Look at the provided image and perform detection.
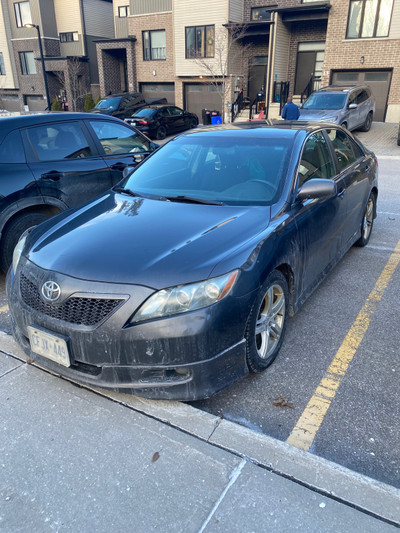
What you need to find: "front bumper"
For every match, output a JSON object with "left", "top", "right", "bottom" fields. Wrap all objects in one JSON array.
[{"left": 7, "top": 259, "right": 253, "bottom": 400}]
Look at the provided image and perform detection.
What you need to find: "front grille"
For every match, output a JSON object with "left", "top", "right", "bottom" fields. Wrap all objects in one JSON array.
[{"left": 20, "top": 273, "right": 123, "bottom": 326}]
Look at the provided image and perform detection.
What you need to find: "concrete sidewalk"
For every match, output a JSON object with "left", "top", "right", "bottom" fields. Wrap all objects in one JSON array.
[{"left": 0, "top": 333, "right": 399, "bottom": 532}]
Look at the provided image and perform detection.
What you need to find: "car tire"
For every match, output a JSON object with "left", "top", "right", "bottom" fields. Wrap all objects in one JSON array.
[
  {"left": 355, "top": 192, "right": 375, "bottom": 247},
  {"left": 360, "top": 112, "right": 373, "bottom": 132},
  {"left": 156, "top": 126, "right": 167, "bottom": 140},
  {"left": 245, "top": 270, "right": 289, "bottom": 373},
  {"left": 0, "top": 212, "right": 49, "bottom": 272},
  {"left": 189, "top": 118, "right": 198, "bottom": 130}
]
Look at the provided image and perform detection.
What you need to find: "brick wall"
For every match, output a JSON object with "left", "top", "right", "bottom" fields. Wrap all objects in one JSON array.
[
  {"left": 129, "top": 13, "right": 174, "bottom": 84},
  {"left": 323, "top": 0, "right": 400, "bottom": 120},
  {"left": 96, "top": 39, "right": 137, "bottom": 97}
]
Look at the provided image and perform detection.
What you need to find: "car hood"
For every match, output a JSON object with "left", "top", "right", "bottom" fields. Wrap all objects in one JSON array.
[
  {"left": 299, "top": 109, "right": 341, "bottom": 122},
  {"left": 26, "top": 193, "right": 271, "bottom": 288}
]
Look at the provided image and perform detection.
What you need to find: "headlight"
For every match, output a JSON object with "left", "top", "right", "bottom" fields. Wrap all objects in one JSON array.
[
  {"left": 131, "top": 270, "right": 239, "bottom": 323},
  {"left": 12, "top": 233, "right": 28, "bottom": 272}
]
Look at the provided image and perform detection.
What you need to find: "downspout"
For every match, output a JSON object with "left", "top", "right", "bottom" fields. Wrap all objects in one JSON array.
[
  {"left": 79, "top": 0, "right": 88, "bottom": 57},
  {"left": 265, "top": 12, "right": 275, "bottom": 120}
]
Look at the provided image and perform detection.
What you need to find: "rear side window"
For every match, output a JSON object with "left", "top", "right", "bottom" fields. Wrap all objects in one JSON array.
[
  {"left": 26, "top": 122, "right": 93, "bottom": 161},
  {"left": 0, "top": 129, "right": 26, "bottom": 163},
  {"left": 89, "top": 120, "right": 151, "bottom": 154},
  {"left": 327, "top": 129, "right": 357, "bottom": 171},
  {"left": 357, "top": 90, "right": 369, "bottom": 104}
]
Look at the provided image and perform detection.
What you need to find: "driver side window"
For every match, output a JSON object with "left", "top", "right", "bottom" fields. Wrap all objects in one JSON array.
[
  {"left": 298, "top": 131, "right": 335, "bottom": 188},
  {"left": 89, "top": 120, "right": 151, "bottom": 155}
]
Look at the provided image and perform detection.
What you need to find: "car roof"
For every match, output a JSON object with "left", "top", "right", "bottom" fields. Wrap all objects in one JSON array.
[
  {"left": 316, "top": 85, "right": 370, "bottom": 93},
  {"left": 100, "top": 92, "right": 140, "bottom": 99},
  {"left": 0, "top": 112, "right": 128, "bottom": 142},
  {"left": 177, "top": 120, "right": 340, "bottom": 140}
]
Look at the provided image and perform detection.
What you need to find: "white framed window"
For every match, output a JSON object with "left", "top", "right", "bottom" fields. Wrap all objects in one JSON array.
[
  {"left": 19, "top": 51, "right": 36, "bottom": 74},
  {"left": 118, "top": 5, "right": 130, "bottom": 18},
  {"left": 143, "top": 30, "right": 166, "bottom": 61},
  {"left": 14, "top": 1, "right": 32, "bottom": 28},
  {"left": 60, "top": 32, "right": 79, "bottom": 43},
  {"left": 347, "top": 0, "right": 393, "bottom": 38}
]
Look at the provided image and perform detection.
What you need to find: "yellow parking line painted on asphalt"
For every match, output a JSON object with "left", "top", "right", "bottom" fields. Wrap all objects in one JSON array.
[
  {"left": 287, "top": 239, "right": 400, "bottom": 451},
  {"left": 0, "top": 304, "right": 8, "bottom": 313}
]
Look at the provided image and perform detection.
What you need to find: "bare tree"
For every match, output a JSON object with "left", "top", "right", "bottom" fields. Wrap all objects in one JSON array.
[
  {"left": 54, "top": 57, "right": 89, "bottom": 112},
  {"left": 193, "top": 24, "right": 254, "bottom": 122}
]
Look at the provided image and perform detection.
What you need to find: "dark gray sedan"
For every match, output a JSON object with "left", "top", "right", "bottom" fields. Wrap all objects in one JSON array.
[{"left": 7, "top": 122, "right": 378, "bottom": 400}]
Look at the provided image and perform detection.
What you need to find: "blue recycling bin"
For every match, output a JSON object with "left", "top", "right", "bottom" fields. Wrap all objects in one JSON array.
[{"left": 211, "top": 116, "right": 222, "bottom": 125}]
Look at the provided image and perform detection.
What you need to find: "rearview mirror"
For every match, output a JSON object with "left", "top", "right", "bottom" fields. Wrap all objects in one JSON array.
[{"left": 297, "top": 179, "right": 336, "bottom": 201}]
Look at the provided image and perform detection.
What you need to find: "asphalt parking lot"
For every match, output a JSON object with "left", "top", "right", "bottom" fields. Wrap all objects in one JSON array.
[{"left": 0, "top": 122, "right": 399, "bottom": 493}]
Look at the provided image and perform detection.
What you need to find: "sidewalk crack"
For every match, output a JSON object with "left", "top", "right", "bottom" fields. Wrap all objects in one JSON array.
[{"left": 197, "top": 458, "right": 247, "bottom": 533}]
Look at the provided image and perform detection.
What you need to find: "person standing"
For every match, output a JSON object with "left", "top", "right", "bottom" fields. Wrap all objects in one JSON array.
[{"left": 281, "top": 97, "right": 300, "bottom": 120}]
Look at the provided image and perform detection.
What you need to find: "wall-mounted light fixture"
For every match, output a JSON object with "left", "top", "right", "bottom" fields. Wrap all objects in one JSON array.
[
  {"left": 152, "top": 70, "right": 156, "bottom": 76},
  {"left": 360, "top": 56, "right": 365, "bottom": 64}
]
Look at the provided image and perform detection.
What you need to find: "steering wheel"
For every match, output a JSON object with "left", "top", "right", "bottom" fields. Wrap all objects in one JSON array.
[{"left": 247, "top": 179, "right": 278, "bottom": 193}]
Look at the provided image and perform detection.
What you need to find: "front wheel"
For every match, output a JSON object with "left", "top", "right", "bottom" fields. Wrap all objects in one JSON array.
[
  {"left": 188, "top": 118, "right": 198, "bottom": 130},
  {"left": 0, "top": 212, "right": 49, "bottom": 272},
  {"left": 245, "top": 271, "right": 289, "bottom": 372},
  {"left": 355, "top": 192, "right": 375, "bottom": 247}
]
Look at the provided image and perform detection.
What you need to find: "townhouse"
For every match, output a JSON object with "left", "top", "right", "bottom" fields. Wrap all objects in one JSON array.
[{"left": 0, "top": 0, "right": 114, "bottom": 112}]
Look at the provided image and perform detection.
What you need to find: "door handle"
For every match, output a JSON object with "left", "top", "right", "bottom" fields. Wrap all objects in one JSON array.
[
  {"left": 41, "top": 171, "right": 64, "bottom": 181},
  {"left": 111, "top": 162, "right": 127, "bottom": 171}
]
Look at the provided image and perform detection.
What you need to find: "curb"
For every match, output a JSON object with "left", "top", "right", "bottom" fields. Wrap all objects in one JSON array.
[{"left": 1, "top": 331, "right": 399, "bottom": 526}]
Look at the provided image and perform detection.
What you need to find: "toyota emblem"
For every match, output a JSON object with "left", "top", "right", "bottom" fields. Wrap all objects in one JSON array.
[{"left": 41, "top": 281, "right": 61, "bottom": 302}]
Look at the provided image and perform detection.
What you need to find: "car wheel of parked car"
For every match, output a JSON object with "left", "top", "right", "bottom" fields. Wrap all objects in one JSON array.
[
  {"left": 156, "top": 126, "right": 167, "bottom": 140},
  {"left": 355, "top": 192, "right": 375, "bottom": 247},
  {"left": 189, "top": 118, "right": 198, "bottom": 130},
  {"left": 245, "top": 270, "right": 289, "bottom": 372},
  {"left": 0, "top": 212, "right": 49, "bottom": 272},
  {"left": 360, "top": 112, "right": 373, "bottom": 132}
]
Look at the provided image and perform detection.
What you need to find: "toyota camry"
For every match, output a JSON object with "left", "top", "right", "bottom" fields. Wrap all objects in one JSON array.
[{"left": 7, "top": 122, "right": 378, "bottom": 400}]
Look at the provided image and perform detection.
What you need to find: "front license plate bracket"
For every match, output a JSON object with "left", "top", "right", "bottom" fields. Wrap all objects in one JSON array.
[{"left": 27, "top": 325, "right": 71, "bottom": 367}]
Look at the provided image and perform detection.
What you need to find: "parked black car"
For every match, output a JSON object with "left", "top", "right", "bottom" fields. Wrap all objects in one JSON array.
[
  {"left": 7, "top": 122, "right": 378, "bottom": 400},
  {"left": 0, "top": 112, "right": 158, "bottom": 272},
  {"left": 124, "top": 105, "right": 199, "bottom": 140}
]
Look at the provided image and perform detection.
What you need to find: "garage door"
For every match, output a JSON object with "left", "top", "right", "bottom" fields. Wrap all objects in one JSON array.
[
  {"left": 184, "top": 83, "right": 222, "bottom": 124},
  {"left": 139, "top": 83, "right": 175, "bottom": 104},
  {"left": 331, "top": 70, "right": 392, "bottom": 122},
  {"left": 1, "top": 94, "right": 20, "bottom": 112},
  {"left": 25, "top": 95, "right": 46, "bottom": 112}
]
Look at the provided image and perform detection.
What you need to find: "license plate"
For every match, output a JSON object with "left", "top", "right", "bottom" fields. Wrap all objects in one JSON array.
[{"left": 27, "top": 326, "right": 70, "bottom": 367}]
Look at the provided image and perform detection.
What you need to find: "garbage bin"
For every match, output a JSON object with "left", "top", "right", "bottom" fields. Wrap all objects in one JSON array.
[
  {"left": 202, "top": 109, "right": 211, "bottom": 125},
  {"left": 211, "top": 116, "right": 222, "bottom": 125}
]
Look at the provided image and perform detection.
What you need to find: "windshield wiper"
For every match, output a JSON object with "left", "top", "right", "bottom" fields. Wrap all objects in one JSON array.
[
  {"left": 113, "top": 186, "right": 144, "bottom": 198},
  {"left": 164, "top": 195, "right": 225, "bottom": 206}
]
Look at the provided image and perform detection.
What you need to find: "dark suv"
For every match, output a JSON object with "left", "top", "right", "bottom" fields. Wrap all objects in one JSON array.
[
  {"left": 0, "top": 112, "right": 157, "bottom": 272},
  {"left": 299, "top": 85, "right": 375, "bottom": 132}
]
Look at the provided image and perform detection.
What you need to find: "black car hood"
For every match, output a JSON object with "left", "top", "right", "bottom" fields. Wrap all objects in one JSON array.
[{"left": 26, "top": 193, "right": 271, "bottom": 288}]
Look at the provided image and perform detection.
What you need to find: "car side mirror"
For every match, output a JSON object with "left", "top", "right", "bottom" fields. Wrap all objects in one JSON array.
[
  {"left": 297, "top": 179, "right": 337, "bottom": 201},
  {"left": 122, "top": 166, "right": 135, "bottom": 179},
  {"left": 348, "top": 103, "right": 357, "bottom": 109}
]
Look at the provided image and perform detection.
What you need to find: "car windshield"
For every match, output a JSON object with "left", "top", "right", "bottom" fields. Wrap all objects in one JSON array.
[
  {"left": 133, "top": 108, "right": 156, "bottom": 118},
  {"left": 303, "top": 93, "right": 347, "bottom": 110},
  {"left": 122, "top": 133, "right": 294, "bottom": 206},
  {"left": 95, "top": 97, "right": 121, "bottom": 111}
]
